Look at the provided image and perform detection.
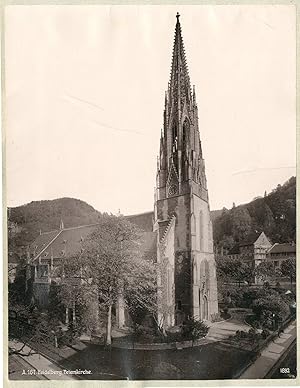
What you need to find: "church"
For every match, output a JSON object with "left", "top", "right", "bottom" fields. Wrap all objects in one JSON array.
[{"left": 29, "top": 14, "right": 219, "bottom": 328}]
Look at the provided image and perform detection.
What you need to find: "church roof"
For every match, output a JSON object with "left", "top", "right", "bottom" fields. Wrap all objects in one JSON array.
[
  {"left": 31, "top": 211, "right": 156, "bottom": 263},
  {"left": 139, "top": 231, "right": 157, "bottom": 261},
  {"left": 125, "top": 211, "right": 154, "bottom": 232},
  {"left": 30, "top": 224, "right": 100, "bottom": 260}
]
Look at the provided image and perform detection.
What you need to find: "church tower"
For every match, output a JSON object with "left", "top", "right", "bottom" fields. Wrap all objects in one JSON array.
[{"left": 154, "top": 13, "right": 218, "bottom": 324}]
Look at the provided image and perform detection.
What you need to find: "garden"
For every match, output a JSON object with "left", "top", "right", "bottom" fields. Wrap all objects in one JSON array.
[
  {"left": 114, "top": 317, "right": 209, "bottom": 347},
  {"left": 218, "top": 282, "right": 296, "bottom": 351}
]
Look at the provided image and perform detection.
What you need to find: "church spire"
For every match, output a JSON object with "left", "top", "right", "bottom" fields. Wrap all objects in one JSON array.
[
  {"left": 156, "top": 13, "right": 208, "bottom": 201},
  {"left": 168, "top": 12, "right": 192, "bottom": 116}
]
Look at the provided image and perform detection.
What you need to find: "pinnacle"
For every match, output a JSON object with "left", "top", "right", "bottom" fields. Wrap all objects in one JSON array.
[{"left": 168, "top": 14, "right": 191, "bottom": 97}]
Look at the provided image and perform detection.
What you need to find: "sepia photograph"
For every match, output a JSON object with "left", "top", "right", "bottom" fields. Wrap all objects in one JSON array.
[{"left": 4, "top": 4, "right": 297, "bottom": 383}]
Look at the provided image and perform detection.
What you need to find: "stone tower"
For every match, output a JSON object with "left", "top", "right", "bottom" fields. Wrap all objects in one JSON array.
[{"left": 154, "top": 13, "right": 218, "bottom": 324}]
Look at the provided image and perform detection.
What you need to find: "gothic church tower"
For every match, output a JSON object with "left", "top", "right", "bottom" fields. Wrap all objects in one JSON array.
[{"left": 154, "top": 14, "right": 218, "bottom": 324}]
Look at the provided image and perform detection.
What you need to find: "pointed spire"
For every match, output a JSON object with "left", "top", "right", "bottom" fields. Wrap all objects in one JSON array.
[
  {"left": 59, "top": 218, "right": 64, "bottom": 230},
  {"left": 168, "top": 13, "right": 192, "bottom": 113}
]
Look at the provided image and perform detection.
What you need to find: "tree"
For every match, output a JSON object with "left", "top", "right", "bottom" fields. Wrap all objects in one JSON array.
[
  {"left": 254, "top": 261, "right": 280, "bottom": 284},
  {"left": 252, "top": 294, "right": 290, "bottom": 328},
  {"left": 213, "top": 176, "right": 296, "bottom": 247},
  {"left": 231, "top": 207, "right": 252, "bottom": 242},
  {"left": 281, "top": 257, "right": 296, "bottom": 286},
  {"left": 216, "top": 255, "right": 253, "bottom": 287},
  {"left": 9, "top": 306, "right": 60, "bottom": 356},
  {"left": 62, "top": 215, "right": 156, "bottom": 346}
]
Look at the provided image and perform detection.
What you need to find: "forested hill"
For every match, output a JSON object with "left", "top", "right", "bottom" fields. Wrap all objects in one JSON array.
[
  {"left": 8, "top": 198, "right": 103, "bottom": 250},
  {"left": 8, "top": 176, "right": 296, "bottom": 255},
  {"left": 213, "top": 176, "right": 296, "bottom": 251}
]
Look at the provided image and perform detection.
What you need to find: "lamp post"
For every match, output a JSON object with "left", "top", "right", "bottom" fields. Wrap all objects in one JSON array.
[{"left": 272, "top": 313, "right": 276, "bottom": 331}]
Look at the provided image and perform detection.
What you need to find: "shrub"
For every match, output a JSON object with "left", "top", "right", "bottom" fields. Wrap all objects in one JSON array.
[
  {"left": 228, "top": 288, "right": 245, "bottom": 307},
  {"left": 132, "top": 324, "right": 156, "bottom": 342},
  {"left": 211, "top": 312, "right": 222, "bottom": 322},
  {"left": 275, "top": 282, "right": 281, "bottom": 290},
  {"left": 182, "top": 318, "right": 209, "bottom": 340},
  {"left": 247, "top": 327, "right": 258, "bottom": 341},
  {"left": 261, "top": 329, "right": 270, "bottom": 339},
  {"left": 252, "top": 294, "right": 290, "bottom": 324}
]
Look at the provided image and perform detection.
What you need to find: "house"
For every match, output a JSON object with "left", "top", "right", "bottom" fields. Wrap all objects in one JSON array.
[
  {"left": 227, "top": 232, "right": 272, "bottom": 267},
  {"left": 267, "top": 242, "right": 296, "bottom": 268}
]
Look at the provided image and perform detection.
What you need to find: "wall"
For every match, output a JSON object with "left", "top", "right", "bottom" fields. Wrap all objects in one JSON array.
[
  {"left": 157, "top": 217, "right": 175, "bottom": 328},
  {"left": 191, "top": 193, "right": 218, "bottom": 321}
]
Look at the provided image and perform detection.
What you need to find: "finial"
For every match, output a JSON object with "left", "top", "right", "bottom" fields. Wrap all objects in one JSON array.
[{"left": 176, "top": 12, "right": 180, "bottom": 22}]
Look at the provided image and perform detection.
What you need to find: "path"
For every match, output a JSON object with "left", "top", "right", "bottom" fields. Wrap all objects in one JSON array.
[
  {"left": 239, "top": 320, "right": 296, "bottom": 379},
  {"left": 9, "top": 340, "right": 76, "bottom": 380},
  {"left": 206, "top": 309, "right": 251, "bottom": 342}
]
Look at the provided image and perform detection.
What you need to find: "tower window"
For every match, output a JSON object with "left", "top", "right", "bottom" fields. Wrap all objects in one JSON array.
[
  {"left": 172, "top": 123, "right": 178, "bottom": 153},
  {"left": 176, "top": 300, "right": 182, "bottom": 310},
  {"left": 183, "top": 119, "right": 189, "bottom": 149}
]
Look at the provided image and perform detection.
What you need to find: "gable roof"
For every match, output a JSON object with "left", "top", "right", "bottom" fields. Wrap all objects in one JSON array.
[
  {"left": 254, "top": 232, "right": 272, "bottom": 248},
  {"left": 31, "top": 211, "right": 157, "bottom": 263},
  {"left": 31, "top": 224, "right": 100, "bottom": 261},
  {"left": 269, "top": 243, "right": 296, "bottom": 254}
]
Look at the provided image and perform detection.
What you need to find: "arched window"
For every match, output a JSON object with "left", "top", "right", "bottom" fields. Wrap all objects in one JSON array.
[
  {"left": 199, "top": 210, "right": 204, "bottom": 251},
  {"left": 183, "top": 119, "right": 189, "bottom": 151},
  {"left": 193, "top": 259, "right": 198, "bottom": 285},
  {"left": 172, "top": 123, "right": 178, "bottom": 153},
  {"left": 199, "top": 259, "right": 210, "bottom": 294},
  {"left": 177, "top": 300, "right": 182, "bottom": 310},
  {"left": 182, "top": 119, "right": 189, "bottom": 181}
]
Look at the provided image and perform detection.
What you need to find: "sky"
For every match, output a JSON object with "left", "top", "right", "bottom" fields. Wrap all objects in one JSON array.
[{"left": 5, "top": 5, "right": 296, "bottom": 215}]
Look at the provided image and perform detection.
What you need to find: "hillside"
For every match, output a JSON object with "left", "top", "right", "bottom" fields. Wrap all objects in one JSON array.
[
  {"left": 213, "top": 176, "right": 296, "bottom": 250},
  {"left": 8, "top": 198, "right": 104, "bottom": 253},
  {"left": 8, "top": 176, "right": 296, "bottom": 258}
]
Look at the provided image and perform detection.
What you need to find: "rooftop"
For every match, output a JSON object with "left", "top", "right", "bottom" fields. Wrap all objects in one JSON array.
[
  {"left": 31, "top": 212, "right": 156, "bottom": 263},
  {"left": 269, "top": 243, "right": 296, "bottom": 254}
]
